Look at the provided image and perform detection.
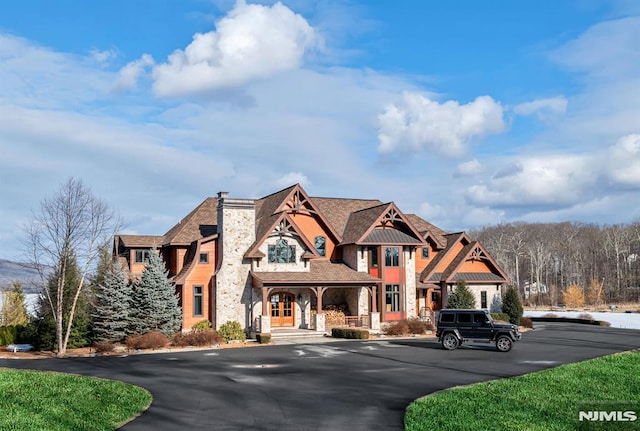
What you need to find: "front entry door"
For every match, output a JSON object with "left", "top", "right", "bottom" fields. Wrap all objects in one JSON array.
[{"left": 269, "top": 292, "right": 295, "bottom": 327}]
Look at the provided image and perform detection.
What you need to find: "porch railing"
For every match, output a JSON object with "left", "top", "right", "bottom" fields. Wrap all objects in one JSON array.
[{"left": 310, "top": 311, "right": 370, "bottom": 330}]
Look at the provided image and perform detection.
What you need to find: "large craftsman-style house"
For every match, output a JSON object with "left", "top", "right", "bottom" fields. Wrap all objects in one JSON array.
[{"left": 114, "top": 184, "right": 508, "bottom": 334}]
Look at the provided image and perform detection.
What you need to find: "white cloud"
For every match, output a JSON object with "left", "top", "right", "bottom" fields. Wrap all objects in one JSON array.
[
  {"left": 377, "top": 92, "right": 506, "bottom": 157},
  {"left": 551, "top": 17, "right": 640, "bottom": 80},
  {"left": 606, "top": 133, "right": 640, "bottom": 187},
  {"left": 418, "top": 202, "right": 446, "bottom": 220},
  {"left": 150, "top": 0, "right": 318, "bottom": 97},
  {"left": 0, "top": 34, "right": 112, "bottom": 107},
  {"left": 466, "top": 154, "right": 595, "bottom": 208},
  {"left": 114, "top": 54, "right": 154, "bottom": 91},
  {"left": 513, "top": 96, "right": 567, "bottom": 116},
  {"left": 461, "top": 207, "right": 505, "bottom": 228},
  {"left": 89, "top": 48, "right": 118, "bottom": 64},
  {"left": 274, "top": 172, "right": 310, "bottom": 189},
  {"left": 454, "top": 159, "right": 483, "bottom": 177}
]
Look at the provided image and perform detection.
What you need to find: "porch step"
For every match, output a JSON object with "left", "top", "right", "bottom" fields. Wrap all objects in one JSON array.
[
  {"left": 269, "top": 329, "right": 341, "bottom": 345},
  {"left": 270, "top": 329, "right": 328, "bottom": 339}
]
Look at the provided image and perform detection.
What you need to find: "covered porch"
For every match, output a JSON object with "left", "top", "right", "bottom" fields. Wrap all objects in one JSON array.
[{"left": 250, "top": 261, "right": 382, "bottom": 334}]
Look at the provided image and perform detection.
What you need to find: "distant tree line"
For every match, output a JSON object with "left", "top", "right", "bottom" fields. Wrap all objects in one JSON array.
[{"left": 469, "top": 221, "right": 640, "bottom": 305}]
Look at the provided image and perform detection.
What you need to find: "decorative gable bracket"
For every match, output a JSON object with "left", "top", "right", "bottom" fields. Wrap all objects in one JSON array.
[
  {"left": 271, "top": 218, "right": 299, "bottom": 238},
  {"left": 468, "top": 245, "right": 487, "bottom": 262}
]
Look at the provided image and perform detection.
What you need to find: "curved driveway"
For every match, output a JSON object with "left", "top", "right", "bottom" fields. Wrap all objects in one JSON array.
[{"left": 2, "top": 323, "right": 639, "bottom": 431}]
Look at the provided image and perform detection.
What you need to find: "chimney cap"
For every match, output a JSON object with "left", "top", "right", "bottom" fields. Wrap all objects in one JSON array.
[{"left": 217, "top": 191, "right": 229, "bottom": 198}]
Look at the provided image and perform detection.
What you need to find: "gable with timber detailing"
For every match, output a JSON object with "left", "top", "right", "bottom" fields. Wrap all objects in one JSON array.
[
  {"left": 274, "top": 185, "right": 342, "bottom": 258},
  {"left": 280, "top": 188, "right": 317, "bottom": 214},
  {"left": 253, "top": 214, "right": 318, "bottom": 272},
  {"left": 371, "top": 204, "right": 424, "bottom": 242},
  {"left": 468, "top": 245, "right": 489, "bottom": 261},
  {"left": 246, "top": 211, "right": 320, "bottom": 262}
]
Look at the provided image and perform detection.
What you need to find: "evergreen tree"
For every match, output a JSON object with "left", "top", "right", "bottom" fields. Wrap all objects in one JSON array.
[
  {"left": 446, "top": 281, "right": 476, "bottom": 309},
  {"left": 502, "top": 285, "right": 524, "bottom": 325},
  {"left": 92, "top": 261, "right": 132, "bottom": 342},
  {"left": 130, "top": 250, "right": 182, "bottom": 336},
  {"left": 0, "top": 282, "right": 29, "bottom": 326},
  {"left": 33, "top": 254, "right": 92, "bottom": 350}
]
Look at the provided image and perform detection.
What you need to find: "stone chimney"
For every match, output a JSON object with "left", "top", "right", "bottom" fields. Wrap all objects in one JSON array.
[{"left": 214, "top": 191, "right": 256, "bottom": 330}]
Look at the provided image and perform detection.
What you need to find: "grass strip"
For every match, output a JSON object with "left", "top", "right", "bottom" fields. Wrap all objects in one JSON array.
[
  {"left": 0, "top": 368, "right": 152, "bottom": 431},
  {"left": 405, "top": 351, "right": 640, "bottom": 431}
]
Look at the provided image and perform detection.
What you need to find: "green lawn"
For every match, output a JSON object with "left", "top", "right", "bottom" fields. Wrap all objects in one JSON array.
[
  {"left": 0, "top": 368, "right": 152, "bottom": 431},
  {"left": 405, "top": 351, "right": 640, "bottom": 431}
]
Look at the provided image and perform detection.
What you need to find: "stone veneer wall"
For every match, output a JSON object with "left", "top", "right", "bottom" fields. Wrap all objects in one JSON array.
[
  {"left": 342, "top": 244, "right": 367, "bottom": 272},
  {"left": 469, "top": 284, "right": 503, "bottom": 312},
  {"left": 404, "top": 246, "right": 416, "bottom": 317},
  {"left": 215, "top": 194, "right": 256, "bottom": 331}
]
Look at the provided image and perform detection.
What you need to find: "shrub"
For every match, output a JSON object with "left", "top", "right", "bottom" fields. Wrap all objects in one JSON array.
[
  {"left": 256, "top": 333, "right": 271, "bottom": 344},
  {"left": 502, "top": 285, "right": 523, "bottom": 325},
  {"left": 218, "top": 321, "right": 246, "bottom": 343},
  {"left": 191, "top": 320, "right": 213, "bottom": 332},
  {"left": 126, "top": 331, "right": 169, "bottom": 350},
  {"left": 382, "top": 320, "right": 409, "bottom": 336},
  {"left": 520, "top": 317, "right": 533, "bottom": 328},
  {"left": 491, "top": 313, "right": 510, "bottom": 322},
  {"left": 577, "top": 313, "right": 594, "bottom": 321},
  {"left": 172, "top": 331, "right": 222, "bottom": 347},
  {"left": 407, "top": 317, "right": 434, "bottom": 334},
  {"left": 446, "top": 281, "right": 476, "bottom": 309},
  {"left": 598, "top": 320, "right": 611, "bottom": 327},
  {"left": 383, "top": 318, "right": 433, "bottom": 336},
  {"left": 0, "top": 325, "right": 20, "bottom": 346},
  {"left": 331, "top": 328, "right": 370, "bottom": 339},
  {"left": 543, "top": 313, "right": 558, "bottom": 318},
  {"left": 94, "top": 341, "right": 114, "bottom": 353}
]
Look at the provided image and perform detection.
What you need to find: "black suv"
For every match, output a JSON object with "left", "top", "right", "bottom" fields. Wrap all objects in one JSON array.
[{"left": 436, "top": 309, "right": 521, "bottom": 352}]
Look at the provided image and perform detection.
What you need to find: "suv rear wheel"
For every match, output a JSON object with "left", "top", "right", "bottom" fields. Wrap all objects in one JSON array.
[
  {"left": 496, "top": 335, "right": 513, "bottom": 352},
  {"left": 442, "top": 333, "right": 459, "bottom": 350}
]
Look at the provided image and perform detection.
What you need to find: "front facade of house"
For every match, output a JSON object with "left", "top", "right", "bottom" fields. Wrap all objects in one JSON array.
[{"left": 114, "top": 184, "right": 508, "bottom": 333}]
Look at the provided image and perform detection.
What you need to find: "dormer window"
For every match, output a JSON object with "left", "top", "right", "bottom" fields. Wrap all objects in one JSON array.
[
  {"left": 199, "top": 252, "right": 209, "bottom": 264},
  {"left": 314, "top": 236, "right": 326, "bottom": 257},
  {"left": 268, "top": 238, "right": 296, "bottom": 263},
  {"left": 134, "top": 250, "right": 150, "bottom": 263},
  {"left": 422, "top": 247, "right": 429, "bottom": 259}
]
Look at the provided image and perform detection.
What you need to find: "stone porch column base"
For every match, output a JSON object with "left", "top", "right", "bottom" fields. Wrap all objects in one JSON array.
[
  {"left": 259, "top": 315, "right": 271, "bottom": 334},
  {"left": 369, "top": 312, "right": 381, "bottom": 331},
  {"left": 314, "top": 313, "right": 326, "bottom": 333}
]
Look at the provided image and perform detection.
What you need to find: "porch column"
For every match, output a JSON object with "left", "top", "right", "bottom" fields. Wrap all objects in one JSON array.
[
  {"left": 369, "top": 283, "right": 380, "bottom": 331},
  {"left": 371, "top": 284, "right": 377, "bottom": 313},
  {"left": 258, "top": 286, "right": 270, "bottom": 333},
  {"left": 312, "top": 286, "right": 327, "bottom": 333},
  {"left": 261, "top": 286, "right": 269, "bottom": 316},
  {"left": 315, "top": 286, "right": 326, "bottom": 313}
]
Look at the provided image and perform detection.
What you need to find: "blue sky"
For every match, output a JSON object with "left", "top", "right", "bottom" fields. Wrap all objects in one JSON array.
[{"left": 1, "top": 0, "right": 639, "bottom": 260}]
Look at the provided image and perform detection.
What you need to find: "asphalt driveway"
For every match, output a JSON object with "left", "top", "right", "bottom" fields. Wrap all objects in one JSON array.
[{"left": 1, "top": 322, "right": 639, "bottom": 431}]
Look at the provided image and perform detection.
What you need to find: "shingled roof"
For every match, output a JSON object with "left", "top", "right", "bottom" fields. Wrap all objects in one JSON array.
[
  {"left": 405, "top": 214, "right": 447, "bottom": 248},
  {"left": 251, "top": 260, "right": 381, "bottom": 286},
  {"left": 312, "top": 197, "right": 383, "bottom": 237},
  {"left": 163, "top": 197, "right": 219, "bottom": 245},
  {"left": 419, "top": 232, "right": 468, "bottom": 283},
  {"left": 341, "top": 204, "right": 389, "bottom": 244},
  {"left": 116, "top": 235, "right": 164, "bottom": 248}
]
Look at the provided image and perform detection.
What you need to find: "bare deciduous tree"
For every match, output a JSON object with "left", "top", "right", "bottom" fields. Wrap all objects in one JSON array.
[{"left": 24, "top": 178, "right": 119, "bottom": 357}]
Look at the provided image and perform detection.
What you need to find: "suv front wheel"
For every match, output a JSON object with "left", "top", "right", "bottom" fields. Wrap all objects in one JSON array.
[
  {"left": 496, "top": 335, "right": 513, "bottom": 352},
  {"left": 442, "top": 333, "right": 460, "bottom": 351}
]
